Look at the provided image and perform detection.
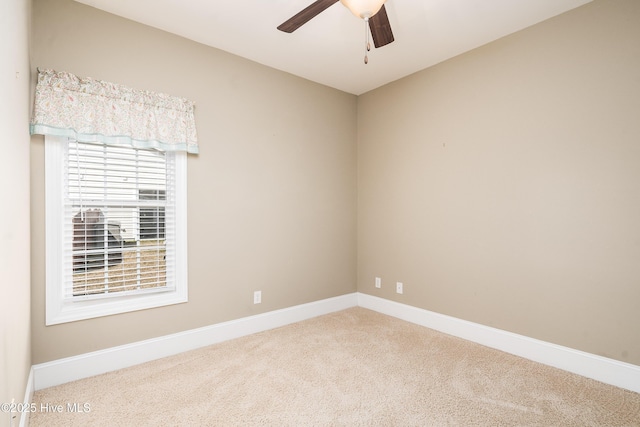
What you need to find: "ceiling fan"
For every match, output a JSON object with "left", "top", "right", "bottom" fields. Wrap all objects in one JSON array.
[{"left": 277, "top": 0, "right": 394, "bottom": 63}]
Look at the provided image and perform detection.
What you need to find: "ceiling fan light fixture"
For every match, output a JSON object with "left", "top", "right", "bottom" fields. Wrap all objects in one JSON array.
[{"left": 340, "top": 0, "right": 386, "bottom": 19}]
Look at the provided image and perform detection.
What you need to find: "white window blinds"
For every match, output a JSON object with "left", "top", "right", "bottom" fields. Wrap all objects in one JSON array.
[{"left": 64, "top": 140, "right": 176, "bottom": 300}]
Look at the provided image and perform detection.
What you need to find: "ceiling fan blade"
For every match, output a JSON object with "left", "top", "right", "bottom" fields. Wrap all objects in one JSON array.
[
  {"left": 277, "top": 0, "right": 339, "bottom": 33},
  {"left": 369, "top": 4, "right": 394, "bottom": 48}
]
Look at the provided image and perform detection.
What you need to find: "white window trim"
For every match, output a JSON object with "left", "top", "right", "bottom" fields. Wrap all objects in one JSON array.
[{"left": 45, "top": 135, "right": 188, "bottom": 325}]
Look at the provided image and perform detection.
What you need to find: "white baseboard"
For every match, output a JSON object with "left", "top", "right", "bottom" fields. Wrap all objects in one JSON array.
[
  {"left": 357, "top": 293, "right": 640, "bottom": 394},
  {"left": 32, "top": 293, "right": 358, "bottom": 390},
  {"left": 31, "top": 292, "right": 640, "bottom": 395},
  {"left": 17, "top": 367, "right": 34, "bottom": 427}
]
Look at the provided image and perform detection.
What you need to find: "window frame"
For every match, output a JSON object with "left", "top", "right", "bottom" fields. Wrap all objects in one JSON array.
[{"left": 45, "top": 135, "right": 188, "bottom": 325}]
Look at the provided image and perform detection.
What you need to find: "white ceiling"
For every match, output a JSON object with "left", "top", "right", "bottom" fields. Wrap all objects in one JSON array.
[{"left": 74, "top": 0, "right": 592, "bottom": 95}]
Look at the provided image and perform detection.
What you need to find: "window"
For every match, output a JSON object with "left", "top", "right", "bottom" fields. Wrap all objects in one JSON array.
[{"left": 45, "top": 135, "right": 188, "bottom": 325}]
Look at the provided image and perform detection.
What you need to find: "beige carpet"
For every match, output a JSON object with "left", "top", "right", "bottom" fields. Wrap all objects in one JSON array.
[{"left": 31, "top": 308, "right": 640, "bottom": 426}]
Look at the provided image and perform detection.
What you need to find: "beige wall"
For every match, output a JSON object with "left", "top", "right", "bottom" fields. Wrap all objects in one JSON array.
[
  {"left": 29, "top": 0, "right": 640, "bottom": 370},
  {"left": 1, "top": 0, "right": 32, "bottom": 423},
  {"left": 358, "top": 0, "right": 640, "bottom": 365},
  {"left": 30, "top": 0, "right": 357, "bottom": 363}
]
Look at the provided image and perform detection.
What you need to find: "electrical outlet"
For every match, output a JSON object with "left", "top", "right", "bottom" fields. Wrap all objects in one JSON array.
[
  {"left": 253, "top": 291, "right": 262, "bottom": 304},
  {"left": 396, "top": 282, "right": 403, "bottom": 294},
  {"left": 375, "top": 277, "right": 381, "bottom": 288}
]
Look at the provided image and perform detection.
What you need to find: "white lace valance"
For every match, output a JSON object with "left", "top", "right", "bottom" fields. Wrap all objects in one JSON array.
[{"left": 30, "top": 69, "right": 198, "bottom": 154}]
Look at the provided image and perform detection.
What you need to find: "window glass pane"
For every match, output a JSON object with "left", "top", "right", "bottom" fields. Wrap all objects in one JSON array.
[{"left": 67, "top": 141, "right": 169, "bottom": 298}]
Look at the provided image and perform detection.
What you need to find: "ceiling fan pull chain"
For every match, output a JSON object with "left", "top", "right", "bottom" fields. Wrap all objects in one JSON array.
[{"left": 364, "top": 18, "right": 371, "bottom": 64}]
